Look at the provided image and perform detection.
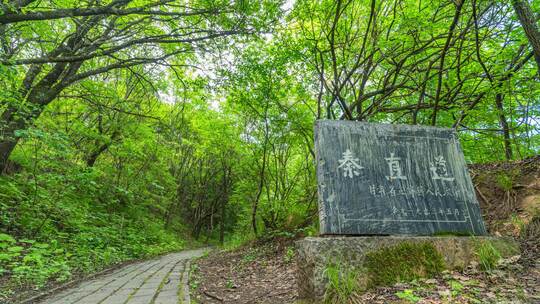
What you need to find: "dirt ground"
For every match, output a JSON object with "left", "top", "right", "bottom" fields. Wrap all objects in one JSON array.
[
  {"left": 190, "top": 238, "right": 298, "bottom": 304},
  {"left": 191, "top": 157, "right": 540, "bottom": 304},
  {"left": 469, "top": 156, "right": 540, "bottom": 237}
]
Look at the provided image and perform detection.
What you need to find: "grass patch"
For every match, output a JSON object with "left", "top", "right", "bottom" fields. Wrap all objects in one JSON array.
[
  {"left": 495, "top": 170, "right": 519, "bottom": 191},
  {"left": 324, "top": 262, "right": 361, "bottom": 304},
  {"left": 364, "top": 242, "right": 445, "bottom": 287},
  {"left": 474, "top": 240, "right": 501, "bottom": 272}
]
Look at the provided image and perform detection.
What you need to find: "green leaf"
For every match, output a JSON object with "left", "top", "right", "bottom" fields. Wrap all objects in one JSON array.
[
  {"left": 0, "top": 253, "right": 13, "bottom": 261},
  {"left": 33, "top": 243, "right": 50, "bottom": 249},
  {"left": 7, "top": 246, "right": 24, "bottom": 253},
  {"left": 0, "top": 233, "right": 16, "bottom": 243}
]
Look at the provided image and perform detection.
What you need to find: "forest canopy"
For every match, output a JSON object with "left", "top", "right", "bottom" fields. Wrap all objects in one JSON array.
[{"left": 0, "top": 0, "right": 539, "bottom": 296}]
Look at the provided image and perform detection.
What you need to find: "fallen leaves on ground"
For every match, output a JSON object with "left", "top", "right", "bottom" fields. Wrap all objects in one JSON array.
[
  {"left": 191, "top": 238, "right": 298, "bottom": 304},
  {"left": 356, "top": 256, "right": 539, "bottom": 304},
  {"left": 192, "top": 243, "right": 539, "bottom": 304}
]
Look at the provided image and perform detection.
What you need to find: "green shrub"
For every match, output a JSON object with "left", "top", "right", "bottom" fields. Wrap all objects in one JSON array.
[{"left": 364, "top": 242, "right": 445, "bottom": 287}]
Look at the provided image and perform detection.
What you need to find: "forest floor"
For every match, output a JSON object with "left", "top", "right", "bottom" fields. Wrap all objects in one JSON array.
[
  {"left": 191, "top": 157, "right": 540, "bottom": 304},
  {"left": 191, "top": 238, "right": 298, "bottom": 304}
]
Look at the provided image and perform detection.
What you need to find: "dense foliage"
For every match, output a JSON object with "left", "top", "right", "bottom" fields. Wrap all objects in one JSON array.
[{"left": 0, "top": 0, "right": 539, "bottom": 298}]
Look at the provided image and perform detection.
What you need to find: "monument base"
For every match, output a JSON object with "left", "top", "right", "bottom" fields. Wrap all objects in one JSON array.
[{"left": 296, "top": 236, "right": 519, "bottom": 302}]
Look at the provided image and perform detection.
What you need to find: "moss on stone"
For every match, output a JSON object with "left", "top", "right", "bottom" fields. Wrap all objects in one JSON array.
[
  {"left": 364, "top": 242, "right": 445, "bottom": 287},
  {"left": 432, "top": 231, "right": 473, "bottom": 236}
]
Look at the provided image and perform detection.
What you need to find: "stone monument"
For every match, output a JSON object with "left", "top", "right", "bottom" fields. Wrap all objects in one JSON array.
[
  {"left": 315, "top": 120, "right": 486, "bottom": 235},
  {"left": 295, "top": 120, "right": 518, "bottom": 302}
]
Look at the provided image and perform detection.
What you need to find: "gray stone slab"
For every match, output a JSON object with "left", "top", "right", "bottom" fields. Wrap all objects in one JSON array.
[
  {"left": 314, "top": 120, "right": 487, "bottom": 235},
  {"left": 147, "top": 277, "right": 166, "bottom": 285},
  {"left": 45, "top": 290, "right": 76, "bottom": 303},
  {"left": 74, "top": 293, "right": 111, "bottom": 304},
  {"left": 48, "top": 291, "right": 90, "bottom": 304},
  {"left": 131, "top": 289, "right": 157, "bottom": 297},
  {"left": 107, "top": 280, "right": 130, "bottom": 287},
  {"left": 154, "top": 291, "right": 178, "bottom": 304},
  {"left": 92, "top": 286, "right": 117, "bottom": 293},
  {"left": 112, "top": 288, "right": 136, "bottom": 295},
  {"left": 76, "top": 298, "right": 111, "bottom": 304},
  {"left": 123, "top": 280, "right": 148, "bottom": 289},
  {"left": 99, "top": 293, "right": 132, "bottom": 304},
  {"left": 128, "top": 294, "right": 154, "bottom": 304},
  {"left": 159, "top": 280, "right": 178, "bottom": 292},
  {"left": 78, "top": 283, "right": 104, "bottom": 292}
]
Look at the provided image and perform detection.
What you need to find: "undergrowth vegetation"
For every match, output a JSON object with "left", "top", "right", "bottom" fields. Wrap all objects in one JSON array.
[{"left": 0, "top": 167, "right": 185, "bottom": 298}]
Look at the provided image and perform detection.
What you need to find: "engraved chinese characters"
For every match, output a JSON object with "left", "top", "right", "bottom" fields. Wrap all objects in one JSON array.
[
  {"left": 315, "top": 120, "right": 487, "bottom": 235},
  {"left": 338, "top": 149, "right": 364, "bottom": 178},
  {"left": 384, "top": 153, "right": 407, "bottom": 181}
]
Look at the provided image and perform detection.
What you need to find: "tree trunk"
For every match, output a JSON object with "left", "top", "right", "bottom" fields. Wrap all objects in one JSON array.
[
  {"left": 219, "top": 199, "right": 225, "bottom": 245},
  {"left": 86, "top": 131, "right": 120, "bottom": 167},
  {"left": 0, "top": 55, "right": 79, "bottom": 174},
  {"left": 86, "top": 144, "right": 109, "bottom": 167},
  {"left": 431, "top": 0, "right": 464, "bottom": 126},
  {"left": 0, "top": 101, "right": 43, "bottom": 173},
  {"left": 494, "top": 91, "right": 513, "bottom": 160},
  {"left": 512, "top": 0, "right": 540, "bottom": 75},
  {"left": 219, "top": 166, "right": 230, "bottom": 245},
  {"left": 251, "top": 106, "right": 270, "bottom": 236}
]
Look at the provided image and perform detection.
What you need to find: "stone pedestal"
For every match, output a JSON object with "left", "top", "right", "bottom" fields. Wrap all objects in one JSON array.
[{"left": 296, "top": 236, "right": 519, "bottom": 302}]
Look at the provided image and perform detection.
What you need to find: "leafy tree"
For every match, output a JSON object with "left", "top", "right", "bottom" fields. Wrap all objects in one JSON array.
[{"left": 0, "top": 0, "right": 280, "bottom": 173}]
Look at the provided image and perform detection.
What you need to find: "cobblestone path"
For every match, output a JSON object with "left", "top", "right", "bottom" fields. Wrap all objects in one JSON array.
[{"left": 39, "top": 249, "right": 207, "bottom": 304}]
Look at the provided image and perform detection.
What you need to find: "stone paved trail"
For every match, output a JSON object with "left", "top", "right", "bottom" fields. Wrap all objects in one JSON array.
[{"left": 38, "top": 249, "right": 207, "bottom": 304}]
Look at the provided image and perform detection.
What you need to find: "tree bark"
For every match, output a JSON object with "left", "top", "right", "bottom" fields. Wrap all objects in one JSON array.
[
  {"left": 0, "top": 83, "right": 69, "bottom": 173},
  {"left": 0, "top": 97, "right": 46, "bottom": 173},
  {"left": 512, "top": 0, "right": 540, "bottom": 75},
  {"left": 494, "top": 88, "right": 513, "bottom": 160},
  {"left": 0, "top": 108, "right": 26, "bottom": 174},
  {"left": 0, "top": 16, "right": 91, "bottom": 174},
  {"left": 219, "top": 164, "right": 231, "bottom": 245},
  {"left": 252, "top": 149, "right": 266, "bottom": 236},
  {"left": 252, "top": 130, "right": 269, "bottom": 236},
  {"left": 219, "top": 198, "right": 225, "bottom": 245},
  {"left": 86, "top": 131, "right": 120, "bottom": 167},
  {"left": 86, "top": 144, "right": 110, "bottom": 167}
]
